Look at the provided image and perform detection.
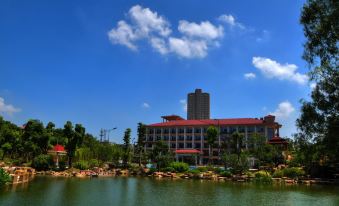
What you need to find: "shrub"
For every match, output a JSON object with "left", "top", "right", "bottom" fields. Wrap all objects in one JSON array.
[
  {"left": 161, "top": 167, "right": 175, "bottom": 172},
  {"left": 220, "top": 171, "right": 232, "bottom": 177},
  {"left": 32, "top": 155, "right": 53, "bottom": 171},
  {"left": 188, "top": 169, "right": 201, "bottom": 175},
  {"left": 0, "top": 168, "right": 11, "bottom": 187},
  {"left": 272, "top": 169, "right": 283, "bottom": 178},
  {"left": 197, "top": 167, "right": 208, "bottom": 172},
  {"left": 254, "top": 171, "right": 272, "bottom": 184},
  {"left": 214, "top": 167, "right": 224, "bottom": 174},
  {"left": 169, "top": 162, "right": 189, "bottom": 173},
  {"left": 283, "top": 167, "right": 305, "bottom": 179},
  {"left": 88, "top": 159, "right": 100, "bottom": 168},
  {"left": 148, "top": 168, "right": 157, "bottom": 174},
  {"left": 74, "top": 160, "right": 89, "bottom": 170}
]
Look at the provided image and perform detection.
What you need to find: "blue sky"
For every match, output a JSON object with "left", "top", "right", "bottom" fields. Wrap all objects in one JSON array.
[{"left": 0, "top": 0, "right": 314, "bottom": 143}]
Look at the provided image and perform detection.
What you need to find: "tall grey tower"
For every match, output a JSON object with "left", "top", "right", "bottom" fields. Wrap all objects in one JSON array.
[{"left": 187, "top": 89, "right": 210, "bottom": 120}]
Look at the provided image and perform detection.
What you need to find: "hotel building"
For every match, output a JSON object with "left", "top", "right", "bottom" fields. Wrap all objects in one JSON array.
[
  {"left": 187, "top": 89, "right": 210, "bottom": 120},
  {"left": 145, "top": 115, "right": 282, "bottom": 165}
]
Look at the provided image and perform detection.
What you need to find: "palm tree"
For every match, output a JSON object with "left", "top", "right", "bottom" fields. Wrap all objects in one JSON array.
[{"left": 206, "top": 126, "right": 219, "bottom": 165}]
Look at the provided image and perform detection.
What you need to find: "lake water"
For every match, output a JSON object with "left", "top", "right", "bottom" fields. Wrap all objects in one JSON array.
[{"left": 0, "top": 176, "right": 338, "bottom": 206}]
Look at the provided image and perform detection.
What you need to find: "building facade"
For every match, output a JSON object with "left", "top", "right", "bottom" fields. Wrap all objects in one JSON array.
[
  {"left": 145, "top": 115, "right": 281, "bottom": 165},
  {"left": 187, "top": 89, "right": 210, "bottom": 120}
]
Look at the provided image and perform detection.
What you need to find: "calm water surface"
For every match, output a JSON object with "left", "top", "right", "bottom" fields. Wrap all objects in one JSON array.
[{"left": 0, "top": 176, "right": 338, "bottom": 206}]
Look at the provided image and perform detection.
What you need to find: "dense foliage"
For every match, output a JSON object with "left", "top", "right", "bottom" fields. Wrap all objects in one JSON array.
[
  {"left": 295, "top": 0, "right": 339, "bottom": 177},
  {"left": 0, "top": 168, "right": 11, "bottom": 187}
]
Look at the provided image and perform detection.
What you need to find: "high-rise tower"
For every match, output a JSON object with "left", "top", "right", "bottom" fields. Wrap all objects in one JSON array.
[{"left": 187, "top": 89, "right": 210, "bottom": 120}]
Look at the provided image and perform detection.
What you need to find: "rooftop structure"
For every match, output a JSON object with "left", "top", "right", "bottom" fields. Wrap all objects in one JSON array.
[{"left": 187, "top": 89, "right": 210, "bottom": 120}]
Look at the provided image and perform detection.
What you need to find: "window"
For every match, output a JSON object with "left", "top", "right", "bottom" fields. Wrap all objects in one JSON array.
[
  {"left": 186, "top": 136, "right": 192, "bottom": 141},
  {"left": 238, "top": 126, "right": 245, "bottom": 133},
  {"left": 257, "top": 126, "right": 264, "bottom": 133},
  {"left": 171, "top": 128, "right": 176, "bottom": 133},
  {"left": 178, "top": 128, "right": 185, "bottom": 133},
  {"left": 163, "top": 136, "right": 169, "bottom": 141},
  {"left": 186, "top": 128, "right": 193, "bottom": 133},
  {"left": 195, "top": 128, "right": 201, "bottom": 133},
  {"left": 195, "top": 136, "right": 201, "bottom": 141},
  {"left": 148, "top": 129, "right": 154, "bottom": 134},
  {"left": 221, "top": 127, "right": 228, "bottom": 134},
  {"left": 203, "top": 136, "right": 208, "bottom": 140},
  {"left": 171, "top": 143, "right": 176, "bottom": 148},
  {"left": 186, "top": 143, "right": 192, "bottom": 148},
  {"left": 163, "top": 129, "right": 169, "bottom": 134},
  {"left": 156, "top": 136, "right": 161, "bottom": 141},
  {"left": 171, "top": 136, "right": 176, "bottom": 141},
  {"left": 156, "top": 129, "right": 161, "bottom": 134},
  {"left": 194, "top": 143, "right": 201, "bottom": 149},
  {"left": 178, "top": 143, "right": 184, "bottom": 148},
  {"left": 178, "top": 136, "right": 184, "bottom": 141},
  {"left": 247, "top": 126, "right": 255, "bottom": 133},
  {"left": 229, "top": 127, "right": 237, "bottom": 134},
  {"left": 267, "top": 128, "right": 274, "bottom": 140},
  {"left": 146, "top": 143, "right": 152, "bottom": 148},
  {"left": 147, "top": 136, "right": 153, "bottom": 141}
]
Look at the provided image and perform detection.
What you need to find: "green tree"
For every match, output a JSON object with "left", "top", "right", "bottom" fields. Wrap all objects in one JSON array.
[
  {"left": 206, "top": 126, "right": 219, "bottom": 165},
  {"left": 136, "top": 123, "right": 146, "bottom": 167},
  {"left": 122, "top": 128, "right": 131, "bottom": 168},
  {"left": 150, "top": 140, "right": 173, "bottom": 171},
  {"left": 296, "top": 0, "right": 339, "bottom": 176},
  {"left": 231, "top": 132, "right": 244, "bottom": 159},
  {"left": 64, "top": 121, "right": 85, "bottom": 167}
]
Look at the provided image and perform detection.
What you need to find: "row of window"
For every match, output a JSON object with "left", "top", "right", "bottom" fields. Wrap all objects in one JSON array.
[{"left": 148, "top": 126, "right": 265, "bottom": 134}]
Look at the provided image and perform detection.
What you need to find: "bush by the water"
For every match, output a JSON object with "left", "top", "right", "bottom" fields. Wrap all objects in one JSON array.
[
  {"left": 31, "top": 155, "right": 53, "bottom": 171},
  {"left": 220, "top": 170, "right": 232, "bottom": 177},
  {"left": 272, "top": 169, "right": 284, "bottom": 178},
  {"left": 74, "top": 160, "right": 89, "bottom": 170},
  {"left": 169, "top": 162, "right": 189, "bottom": 172},
  {"left": 282, "top": 167, "right": 305, "bottom": 178},
  {"left": 161, "top": 167, "right": 175, "bottom": 172},
  {"left": 188, "top": 169, "right": 201, "bottom": 175},
  {"left": 88, "top": 159, "right": 100, "bottom": 168},
  {"left": 254, "top": 171, "right": 272, "bottom": 184},
  {"left": 197, "top": 167, "right": 208, "bottom": 172},
  {"left": 0, "top": 168, "right": 11, "bottom": 187}
]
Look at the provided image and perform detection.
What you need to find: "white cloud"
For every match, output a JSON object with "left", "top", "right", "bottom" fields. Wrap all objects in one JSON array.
[
  {"left": 218, "top": 14, "right": 245, "bottom": 29},
  {"left": 108, "top": 5, "right": 224, "bottom": 59},
  {"left": 271, "top": 101, "right": 295, "bottom": 119},
  {"left": 178, "top": 20, "right": 223, "bottom": 40},
  {"left": 150, "top": 37, "right": 168, "bottom": 54},
  {"left": 0, "top": 97, "right": 21, "bottom": 115},
  {"left": 169, "top": 37, "right": 208, "bottom": 58},
  {"left": 142, "top": 102, "right": 150, "bottom": 108},
  {"left": 107, "top": 20, "right": 139, "bottom": 50},
  {"left": 179, "top": 99, "right": 187, "bottom": 112},
  {"left": 128, "top": 5, "right": 171, "bottom": 37},
  {"left": 244, "top": 72, "right": 256, "bottom": 80},
  {"left": 252, "top": 57, "right": 308, "bottom": 85}
]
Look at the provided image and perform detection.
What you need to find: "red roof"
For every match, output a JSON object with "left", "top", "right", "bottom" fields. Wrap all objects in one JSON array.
[
  {"left": 268, "top": 136, "right": 288, "bottom": 144},
  {"left": 148, "top": 118, "right": 265, "bottom": 127},
  {"left": 53, "top": 144, "right": 66, "bottom": 152},
  {"left": 175, "top": 149, "right": 202, "bottom": 154},
  {"left": 161, "top": 115, "right": 185, "bottom": 121}
]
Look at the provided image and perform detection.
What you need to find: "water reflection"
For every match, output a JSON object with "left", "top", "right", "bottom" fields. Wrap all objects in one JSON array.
[{"left": 0, "top": 176, "right": 338, "bottom": 206}]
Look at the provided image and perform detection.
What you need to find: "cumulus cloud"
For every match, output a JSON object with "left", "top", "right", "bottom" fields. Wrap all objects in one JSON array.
[
  {"left": 0, "top": 97, "right": 21, "bottom": 115},
  {"left": 179, "top": 99, "right": 187, "bottom": 112},
  {"left": 169, "top": 37, "right": 208, "bottom": 58},
  {"left": 108, "top": 5, "right": 224, "bottom": 59},
  {"left": 142, "top": 102, "right": 150, "bottom": 108},
  {"left": 108, "top": 20, "right": 139, "bottom": 50},
  {"left": 271, "top": 101, "right": 295, "bottom": 119},
  {"left": 128, "top": 5, "right": 171, "bottom": 37},
  {"left": 252, "top": 57, "right": 308, "bottom": 85},
  {"left": 178, "top": 20, "right": 223, "bottom": 40},
  {"left": 244, "top": 72, "right": 256, "bottom": 80},
  {"left": 218, "top": 14, "right": 245, "bottom": 29}
]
